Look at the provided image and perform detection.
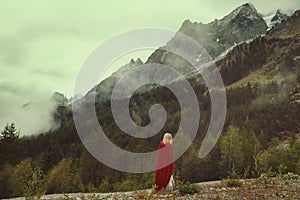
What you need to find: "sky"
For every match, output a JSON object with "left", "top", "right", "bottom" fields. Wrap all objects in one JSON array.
[{"left": 0, "top": 0, "right": 299, "bottom": 135}]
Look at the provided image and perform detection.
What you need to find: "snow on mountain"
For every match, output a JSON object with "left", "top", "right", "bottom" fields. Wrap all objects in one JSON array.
[{"left": 264, "top": 9, "right": 289, "bottom": 29}]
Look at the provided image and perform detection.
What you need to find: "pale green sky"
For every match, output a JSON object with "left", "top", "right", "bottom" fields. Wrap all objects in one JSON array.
[{"left": 0, "top": 0, "right": 299, "bottom": 134}]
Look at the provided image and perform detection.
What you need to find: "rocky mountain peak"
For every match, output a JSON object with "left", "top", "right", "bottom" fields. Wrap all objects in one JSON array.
[
  {"left": 174, "top": 3, "right": 267, "bottom": 59},
  {"left": 234, "top": 3, "right": 258, "bottom": 15},
  {"left": 51, "top": 92, "right": 68, "bottom": 106},
  {"left": 264, "top": 9, "right": 289, "bottom": 28},
  {"left": 218, "top": 3, "right": 261, "bottom": 25},
  {"left": 240, "top": 3, "right": 257, "bottom": 11},
  {"left": 111, "top": 58, "right": 143, "bottom": 78},
  {"left": 267, "top": 9, "right": 299, "bottom": 36},
  {"left": 271, "top": 9, "right": 288, "bottom": 23}
]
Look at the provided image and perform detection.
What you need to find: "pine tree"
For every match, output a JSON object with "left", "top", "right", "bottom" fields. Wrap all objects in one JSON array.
[
  {"left": 0, "top": 123, "right": 19, "bottom": 142},
  {"left": 0, "top": 123, "right": 21, "bottom": 165},
  {"left": 219, "top": 125, "right": 244, "bottom": 176}
]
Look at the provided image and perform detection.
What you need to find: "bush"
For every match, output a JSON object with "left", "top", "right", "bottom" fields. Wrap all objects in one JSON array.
[
  {"left": 178, "top": 182, "right": 199, "bottom": 195},
  {"left": 98, "top": 179, "right": 110, "bottom": 192},
  {"left": 283, "top": 172, "right": 299, "bottom": 180},
  {"left": 114, "top": 179, "right": 133, "bottom": 192},
  {"left": 222, "top": 178, "right": 243, "bottom": 187},
  {"left": 258, "top": 167, "right": 277, "bottom": 184},
  {"left": 133, "top": 190, "right": 150, "bottom": 199}
]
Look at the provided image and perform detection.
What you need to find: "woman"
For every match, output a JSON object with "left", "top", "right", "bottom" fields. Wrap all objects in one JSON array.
[{"left": 155, "top": 133, "right": 174, "bottom": 191}]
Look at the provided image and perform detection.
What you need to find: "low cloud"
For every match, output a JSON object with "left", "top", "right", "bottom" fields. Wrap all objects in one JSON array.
[
  {"left": 1, "top": 100, "right": 59, "bottom": 136},
  {"left": 0, "top": 83, "right": 61, "bottom": 136}
]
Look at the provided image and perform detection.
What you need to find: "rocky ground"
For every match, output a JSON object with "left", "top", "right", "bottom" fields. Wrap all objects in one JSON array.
[
  {"left": 188, "top": 179, "right": 300, "bottom": 200},
  {"left": 6, "top": 178, "right": 300, "bottom": 200}
]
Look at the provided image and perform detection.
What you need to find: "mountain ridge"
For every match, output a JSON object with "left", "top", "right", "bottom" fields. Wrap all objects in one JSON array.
[{"left": 77, "top": 3, "right": 269, "bottom": 105}]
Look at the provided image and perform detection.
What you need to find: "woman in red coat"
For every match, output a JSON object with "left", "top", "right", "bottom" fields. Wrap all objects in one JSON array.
[{"left": 155, "top": 133, "right": 174, "bottom": 191}]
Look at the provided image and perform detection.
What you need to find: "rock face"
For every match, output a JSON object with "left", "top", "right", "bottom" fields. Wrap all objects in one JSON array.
[
  {"left": 51, "top": 92, "right": 68, "bottom": 106},
  {"left": 144, "top": 3, "right": 268, "bottom": 82},
  {"left": 148, "top": 3, "right": 267, "bottom": 62}
]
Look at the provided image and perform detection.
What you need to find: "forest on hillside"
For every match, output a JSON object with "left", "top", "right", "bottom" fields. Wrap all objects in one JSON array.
[{"left": 0, "top": 75, "right": 299, "bottom": 198}]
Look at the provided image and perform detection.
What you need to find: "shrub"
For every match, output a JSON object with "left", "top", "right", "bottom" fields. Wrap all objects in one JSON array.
[
  {"left": 259, "top": 167, "right": 276, "bottom": 184},
  {"left": 115, "top": 179, "right": 133, "bottom": 192},
  {"left": 222, "top": 178, "right": 243, "bottom": 187},
  {"left": 283, "top": 172, "right": 299, "bottom": 180},
  {"left": 98, "top": 179, "right": 110, "bottom": 192},
  {"left": 178, "top": 182, "right": 199, "bottom": 195},
  {"left": 133, "top": 190, "right": 150, "bottom": 199}
]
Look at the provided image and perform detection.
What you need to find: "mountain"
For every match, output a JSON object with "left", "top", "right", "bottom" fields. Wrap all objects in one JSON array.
[
  {"left": 264, "top": 9, "right": 289, "bottom": 28},
  {"left": 78, "top": 3, "right": 268, "bottom": 104},
  {"left": 22, "top": 92, "right": 68, "bottom": 109},
  {"left": 75, "top": 8, "right": 300, "bottom": 157},
  {"left": 50, "top": 92, "right": 68, "bottom": 106},
  {"left": 271, "top": 9, "right": 289, "bottom": 25},
  {"left": 221, "top": 10, "right": 299, "bottom": 76},
  {"left": 82, "top": 58, "right": 144, "bottom": 104},
  {"left": 215, "top": 10, "right": 300, "bottom": 103},
  {"left": 148, "top": 3, "right": 267, "bottom": 63},
  {"left": 47, "top": 8, "right": 300, "bottom": 189}
]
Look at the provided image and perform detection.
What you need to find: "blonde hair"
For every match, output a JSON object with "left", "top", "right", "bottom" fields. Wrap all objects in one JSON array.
[{"left": 163, "top": 133, "right": 172, "bottom": 144}]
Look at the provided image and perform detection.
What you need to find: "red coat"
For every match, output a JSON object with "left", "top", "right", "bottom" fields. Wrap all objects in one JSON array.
[{"left": 155, "top": 141, "right": 174, "bottom": 191}]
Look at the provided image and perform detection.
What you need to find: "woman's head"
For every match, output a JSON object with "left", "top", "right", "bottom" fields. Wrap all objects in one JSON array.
[{"left": 163, "top": 132, "right": 172, "bottom": 144}]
